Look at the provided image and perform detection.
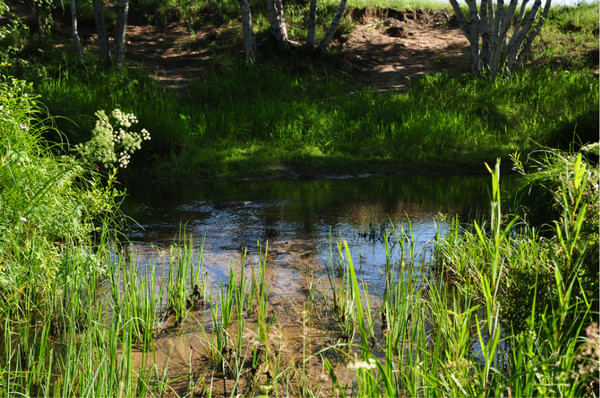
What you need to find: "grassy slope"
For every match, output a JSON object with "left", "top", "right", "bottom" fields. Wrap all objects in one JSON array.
[{"left": 27, "top": 1, "right": 598, "bottom": 182}]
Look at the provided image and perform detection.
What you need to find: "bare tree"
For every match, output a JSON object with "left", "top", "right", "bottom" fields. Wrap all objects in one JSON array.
[
  {"left": 449, "top": 0, "right": 552, "bottom": 77},
  {"left": 266, "top": 0, "right": 288, "bottom": 44},
  {"left": 70, "top": 0, "right": 83, "bottom": 62},
  {"left": 92, "top": 0, "right": 110, "bottom": 63},
  {"left": 114, "top": 0, "right": 129, "bottom": 69},
  {"left": 239, "top": 0, "right": 257, "bottom": 64}
]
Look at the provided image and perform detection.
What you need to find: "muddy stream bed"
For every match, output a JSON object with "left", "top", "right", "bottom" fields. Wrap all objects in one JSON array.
[{"left": 122, "top": 174, "right": 495, "bottom": 395}]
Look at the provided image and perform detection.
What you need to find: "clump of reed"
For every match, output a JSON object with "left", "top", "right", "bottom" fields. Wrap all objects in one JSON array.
[
  {"left": 0, "top": 76, "right": 171, "bottom": 396},
  {"left": 314, "top": 151, "right": 598, "bottom": 397}
]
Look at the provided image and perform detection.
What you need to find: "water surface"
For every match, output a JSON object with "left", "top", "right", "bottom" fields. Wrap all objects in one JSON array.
[{"left": 125, "top": 174, "right": 494, "bottom": 297}]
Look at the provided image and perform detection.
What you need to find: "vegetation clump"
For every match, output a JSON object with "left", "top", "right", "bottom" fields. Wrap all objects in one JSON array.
[
  {"left": 74, "top": 108, "right": 151, "bottom": 170},
  {"left": 0, "top": 78, "right": 117, "bottom": 300},
  {"left": 430, "top": 153, "right": 598, "bottom": 396}
]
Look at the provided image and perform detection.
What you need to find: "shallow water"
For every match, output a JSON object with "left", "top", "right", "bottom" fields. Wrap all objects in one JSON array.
[
  {"left": 125, "top": 174, "right": 493, "bottom": 298},
  {"left": 120, "top": 174, "right": 511, "bottom": 395}
]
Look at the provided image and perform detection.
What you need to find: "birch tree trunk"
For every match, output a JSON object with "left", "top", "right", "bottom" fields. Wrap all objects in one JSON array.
[
  {"left": 316, "top": 0, "right": 346, "bottom": 52},
  {"left": 449, "top": 0, "right": 551, "bottom": 78},
  {"left": 266, "top": 0, "right": 288, "bottom": 43},
  {"left": 505, "top": 0, "right": 551, "bottom": 74},
  {"left": 305, "top": 0, "right": 317, "bottom": 50},
  {"left": 239, "top": 0, "right": 257, "bottom": 64},
  {"left": 70, "top": 0, "right": 83, "bottom": 62},
  {"left": 466, "top": 0, "right": 481, "bottom": 75},
  {"left": 113, "top": 0, "right": 129, "bottom": 69},
  {"left": 92, "top": 0, "right": 110, "bottom": 64}
]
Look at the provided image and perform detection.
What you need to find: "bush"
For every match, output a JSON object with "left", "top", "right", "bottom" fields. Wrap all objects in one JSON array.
[{"left": 0, "top": 77, "right": 123, "bottom": 312}]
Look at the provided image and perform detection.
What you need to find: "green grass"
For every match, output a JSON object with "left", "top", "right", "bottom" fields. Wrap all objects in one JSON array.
[
  {"left": 0, "top": 77, "right": 165, "bottom": 396},
  {"left": 346, "top": 0, "right": 448, "bottom": 9},
  {"left": 339, "top": 153, "right": 598, "bottom": 396},
  {"left": 35, "top": 62, "right": 598, "bottom": 181},
  {"left": 531, "top": 1, "right": 599, "bottom": 69}
]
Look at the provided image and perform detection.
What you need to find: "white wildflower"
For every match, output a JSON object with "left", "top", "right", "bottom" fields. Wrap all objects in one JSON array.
[
  {"left": 347, "top": 357, "right": 377, "bottom": 371},
  {"left": 112, "top": 108, "right": 138, "bottom": 128},
  {"left": 114, "top": 128, "right": 127, "bottom": 142},
  {"left": 77, "top": 109, "right": 149, "bottom": 170}
]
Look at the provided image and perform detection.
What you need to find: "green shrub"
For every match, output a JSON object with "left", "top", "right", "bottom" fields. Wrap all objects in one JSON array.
[{"left": 0, "top": 77, "right": 123, "bottom": 311}]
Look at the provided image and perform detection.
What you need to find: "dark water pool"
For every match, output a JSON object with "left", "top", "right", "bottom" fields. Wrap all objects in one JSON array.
[{"left": 123, "top": 174, "right": 497, "bottom": 298}]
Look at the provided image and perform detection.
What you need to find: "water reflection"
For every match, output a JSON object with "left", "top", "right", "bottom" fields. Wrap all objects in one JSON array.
[{"left": 124, "top": 174, "right": 495, "bottom": 297}]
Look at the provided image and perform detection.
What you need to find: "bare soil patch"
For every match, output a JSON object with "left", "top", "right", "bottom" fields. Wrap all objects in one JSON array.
[
  {"left": 124, "top": 8, "right": 470, "bottom": 91},
  {"left": 125, "top": 15, "right": 240, "bottom": 88},
  {"left": 340, "top": 7, "right": 470, "bottom": 90}
]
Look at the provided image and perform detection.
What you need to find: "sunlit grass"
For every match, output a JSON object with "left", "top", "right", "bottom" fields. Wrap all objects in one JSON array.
[
  {"left": 531, "top": 1, "right": 599, "bottom": 68},
  {"left": 35, "top": 61, "right": 598, "bottom": 182},
  {"left": 345, "top": 0, "right": 449, "bottom": 9}
]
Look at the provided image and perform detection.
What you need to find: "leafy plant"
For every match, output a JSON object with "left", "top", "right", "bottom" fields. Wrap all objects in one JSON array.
[{"left": 74, "top": 108, "right": 151, "bottom": 171}]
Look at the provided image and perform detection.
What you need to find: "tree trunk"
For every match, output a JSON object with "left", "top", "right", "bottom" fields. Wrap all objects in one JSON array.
[
  {"left": 317, "top": 0, "right": 346, "bottom": 52},
  {"left": 239, "top": 0, "right": 257, "bottom": 64},
  {"left": 113, "top": 0, "right": 129, "bottom": 69},
  {"left": 466, "top": 0, "right": 481, "bottom": 76},
  {"left": 449, "top": 0, "right": 477, "bottom": 72},
  {"left": 266, "top": 0, "right": 288, "bottom": 43},
  {"left": 70, "top": 0, "right": 83, "bottom": 62},
  {"left": 449, "top": 0, "right": 551, "bottom": 78},
  {"left": 505, "top": 0, "right": 551, "bottom": 75},
  {"left": 92, "top": 0, "right": 110, "bottom": 64},
  {"left": 305, "top": 0, "right": 317, "bottom": 50},
  {"left": 514, "top": 0, "right": 551, "bottom": 71},
  {"left": 478, "top": 0, "right": 492, "bottom": 67}
]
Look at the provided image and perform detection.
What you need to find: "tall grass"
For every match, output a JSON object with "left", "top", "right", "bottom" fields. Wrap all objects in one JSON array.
[
  {"left": 0, "top": 76, "right": 170, "bottom": 396},
  {"left": 34, "top": 61, "right": 598, "bottom": 181},
  {"left": 333, "top": 153, "right": 597, "bottom": 397}
]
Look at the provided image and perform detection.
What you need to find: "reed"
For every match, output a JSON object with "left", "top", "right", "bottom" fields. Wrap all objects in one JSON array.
[
  {"left": 166, "top": 236, "right": 194, "bottom": 322},
  {"left": 250, "top": 243, "right": 274, "bottom": 385},
  {"left": 324, "top": 238, "right": 358, "bottom": 341},
  {"left": 231, "top": 250, "right": 251, "bottom": 385},
  {"left": 121, "top": 258, "right": 163, "bottom": 347},
  {"left": 207, "top": 277, "right": 233, "bottom": 371}
]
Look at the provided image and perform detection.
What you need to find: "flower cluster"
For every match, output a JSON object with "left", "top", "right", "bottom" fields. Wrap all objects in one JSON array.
[
  {"left": 111, "top": 108, "right": 138, "bottom": 128},
  {"left": 347, "top": 356, "right": 377, "bottom": 371},
  {"left": 75, "top": 109, "right": 150, "bottom": 170}
]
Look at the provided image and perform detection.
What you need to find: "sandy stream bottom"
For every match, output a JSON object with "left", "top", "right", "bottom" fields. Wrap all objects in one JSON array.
[{"left": 125, "top": 236, "right": 395, "bottom": 397}]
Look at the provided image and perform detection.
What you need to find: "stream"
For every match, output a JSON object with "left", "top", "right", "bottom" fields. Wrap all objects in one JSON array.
[{"left": 124, "top": 174, "right": 495, "bottom": 299}]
